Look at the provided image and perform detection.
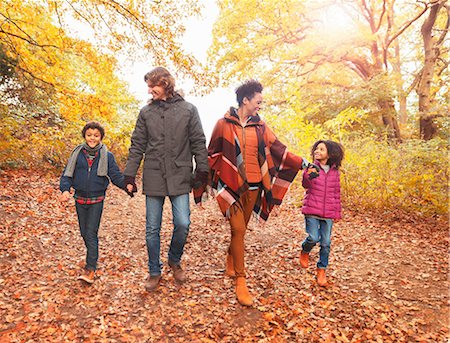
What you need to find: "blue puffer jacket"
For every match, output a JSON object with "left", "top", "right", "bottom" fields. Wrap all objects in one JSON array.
[{"left": 60, "top": 150, "right": 125, "bottom": 198}]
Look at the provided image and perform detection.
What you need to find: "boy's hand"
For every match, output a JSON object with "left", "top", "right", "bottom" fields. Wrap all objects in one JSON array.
[
  {"left": 124, "top": 176, "right": 137, "bottom": 197},
  {"left": 60, "top": 191, "right": 72, "bottom": 202},
  {"left": 306, "top": 163, "right": 320, "bottom": 179}
]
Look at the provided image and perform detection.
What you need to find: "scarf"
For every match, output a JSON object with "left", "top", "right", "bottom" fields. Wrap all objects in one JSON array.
[{"left": 63, "top": 143, "right": 108, "bottom": 177}]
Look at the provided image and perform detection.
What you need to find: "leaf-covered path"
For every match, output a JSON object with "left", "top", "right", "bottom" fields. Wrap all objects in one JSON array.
[{"left": 0, "top": 171, "right": 448, "bottom": 342}]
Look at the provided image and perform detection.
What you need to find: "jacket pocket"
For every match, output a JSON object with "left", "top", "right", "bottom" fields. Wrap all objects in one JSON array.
[
  {"left": 174, "top": 160, "right": 193, "bottom": 168},
  {"left": 144, "top": 160, "right": 161, "bottom": 170}
]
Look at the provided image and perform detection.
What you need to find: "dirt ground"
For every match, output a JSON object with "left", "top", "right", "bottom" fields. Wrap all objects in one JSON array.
[{"left": 0, "top": 170, "right": 448, "bottom": 342}]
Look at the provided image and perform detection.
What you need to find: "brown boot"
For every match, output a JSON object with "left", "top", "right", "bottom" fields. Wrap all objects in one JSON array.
[
  {"left": 317, "top": 268, "right": 327, "bottom": 287},
  {"left": 145, "top": 275, "right": 161, "bottom": 292},
  {"left": 236, "top": 277, "right": 253, "bottom": 306},
  {"left": 168, "top": 262, "right": 186, "bottom": 283},
  {"left": 225, "top": 253, "right": 236, "bottom": 277},
  {"left": 299, "top": 251, "right": 309, "bottom": 268},
  {"left": 78, "top": 269, "right": 95, "bottom": 284}
]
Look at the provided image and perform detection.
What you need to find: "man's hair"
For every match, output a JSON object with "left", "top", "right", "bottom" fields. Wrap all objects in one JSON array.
[
  {"left": 311, "top": 140, "right": 344, "bottom": 168},
  {"left": 235, "top": 79, "right": 263, "bottom": 107},
  {"left": 144, "top": 67, "right": 175, "bottom": 97},
  {"left": 82, "top": 121, "right": 105, "bottom": 139}
]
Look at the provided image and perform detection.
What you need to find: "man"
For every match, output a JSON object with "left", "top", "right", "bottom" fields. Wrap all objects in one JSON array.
[{"left": 124, "top": 67, "right": 208, "bottom": 292}]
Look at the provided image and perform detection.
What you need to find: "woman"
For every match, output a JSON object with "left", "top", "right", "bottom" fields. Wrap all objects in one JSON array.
[{"left": 194, "top": 80, "right": 318, "bottom": 306}]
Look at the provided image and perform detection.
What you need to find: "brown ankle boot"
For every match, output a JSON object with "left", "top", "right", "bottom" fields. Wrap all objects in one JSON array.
[
  {"left": 317, "top": 268, "right": 327, "bottom": 286},
  {"left": 299, "top": 251, "right": 309, "bottom": 268},
  {"left": 225, "top": 253, "right": 235, "bottom": 277},
  {"left": 236, "top": 277, "right": 253, "bottom": 306}
]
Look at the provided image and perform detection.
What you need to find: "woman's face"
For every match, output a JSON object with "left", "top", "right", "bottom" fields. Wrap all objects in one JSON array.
[{"left": 242, "top": 92, "right": 263, "bottom": 116}]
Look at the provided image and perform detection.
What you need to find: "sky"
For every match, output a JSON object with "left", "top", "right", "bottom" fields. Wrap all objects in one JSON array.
[{"left": 124, "top": 1, "right": 236, "bottom": 141}]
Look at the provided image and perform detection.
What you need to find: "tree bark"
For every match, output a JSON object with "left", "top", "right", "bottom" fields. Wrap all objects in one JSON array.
[{"left": 418, "top": 1, "right": 449, "bottom": 140}]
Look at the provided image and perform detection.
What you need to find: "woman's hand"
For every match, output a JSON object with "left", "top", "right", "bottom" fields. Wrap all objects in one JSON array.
[{"left": 60, "top": 191, "right": 72, "bottom": 202}]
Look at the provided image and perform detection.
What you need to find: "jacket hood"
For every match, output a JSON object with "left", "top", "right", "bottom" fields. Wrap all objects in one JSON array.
[
  {"left": 224, "top": 107, "right": 264, "bottom": 126},
  {"left": 149, "top": 92, "right": 184, "bottom": 107}
]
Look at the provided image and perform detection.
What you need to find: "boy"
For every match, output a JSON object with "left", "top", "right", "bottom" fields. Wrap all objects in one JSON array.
[{"left": 60, "top": 121, "right": 129, "bottom": 283}]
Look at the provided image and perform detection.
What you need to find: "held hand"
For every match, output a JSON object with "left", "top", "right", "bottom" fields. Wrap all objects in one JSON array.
[
  {"left": 191, "top": 170, "right": 209, "bottom": 189},
  {"left": 306, "top": 163, "right": 320, "bottom": 180},
  {"left": 124, "top": 176, "right": 137, "bottom": 197}
]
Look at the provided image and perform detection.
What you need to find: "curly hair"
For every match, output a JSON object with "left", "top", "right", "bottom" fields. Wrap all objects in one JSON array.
[
  {"left": 144, "top": 67, "right": 175, "bottom": 98},
  {"left": 311, "top": 140, "right": 344, "bottom": 168},
  {"left": 235, "top": 79, "right": 263, "bottom": 107},
  {"left": 82, "top": 121, "right": 105, "bottom": 139}
]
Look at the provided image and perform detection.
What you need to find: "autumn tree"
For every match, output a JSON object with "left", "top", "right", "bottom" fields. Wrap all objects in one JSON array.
[
  {"left": 416, "top": 0, "right": 449, "bottom": 140},
  {"left": 209, "top": 0, "right": 448, "bottom": 140}
]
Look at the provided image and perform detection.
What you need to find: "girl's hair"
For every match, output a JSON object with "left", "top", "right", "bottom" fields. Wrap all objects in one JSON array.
[
  {"left": 311, "top": 140, "right": 344, "bottom": 168},
  {"left": 235, "top": 79, "right": 263, "bottom": 107},
  {"left": 82, "top": 121, "right": 105, "bottom": 139},
  {"left": 144, "top": 67, "right": 175, "bottom": 98}
]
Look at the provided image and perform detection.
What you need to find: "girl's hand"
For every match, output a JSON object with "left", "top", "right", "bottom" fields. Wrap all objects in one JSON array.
[
  {"left": 60, "top": 191, "right": 71, "bottom": 202},
  {"left": 306, "top": 164, "right": 320, "bottom": 179}
]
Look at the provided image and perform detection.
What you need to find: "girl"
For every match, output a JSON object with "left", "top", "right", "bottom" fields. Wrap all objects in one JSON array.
[{"left": 299, "top": 140, "right": 344, "bottom": 286}]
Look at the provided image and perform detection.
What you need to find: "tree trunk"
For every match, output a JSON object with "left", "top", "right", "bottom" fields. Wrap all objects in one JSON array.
[
  {"left": 418, "top": 2, "right": 445, "bottom": 140},
  {"left": 378, "top": 99, "right": 402, "bottom": 140}
]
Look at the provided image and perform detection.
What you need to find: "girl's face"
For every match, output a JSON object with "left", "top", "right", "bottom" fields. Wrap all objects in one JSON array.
[
  {"left": 84, "top": 128, "right": 102, "bottom": 148},
  {"left": 242, "top": 92, "right": 263, "bottom": 116},
  {"left": 314, "top": 142, "right": 329, "bottom": 164}
]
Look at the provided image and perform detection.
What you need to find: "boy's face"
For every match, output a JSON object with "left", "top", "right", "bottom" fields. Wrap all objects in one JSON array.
[{"left": 84, "top": 128, "right": 102, "bottom": 148}]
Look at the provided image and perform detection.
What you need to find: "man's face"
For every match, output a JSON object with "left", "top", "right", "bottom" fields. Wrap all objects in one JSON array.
[
  {"left": 147, "top": 80, "right": 168, "bottom": 101},
  {"left": 243, "top": 92, "right": 263, "bottom": 116}
]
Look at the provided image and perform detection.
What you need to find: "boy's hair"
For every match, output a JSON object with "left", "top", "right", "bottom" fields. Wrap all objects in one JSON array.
[
  {"left": 144, "top": 67, "right": 175, "bottom": 98},
  {"left": 311, "top": 140, "right": 344, "bottom": 168},
  {"left": 235, "top": 80, "right": 263, "bottom": 107},
  {"left": 82, "top": 121, "right": 105, "bottom": 139}
]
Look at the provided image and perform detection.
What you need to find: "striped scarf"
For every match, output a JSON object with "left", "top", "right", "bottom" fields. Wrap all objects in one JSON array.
[{"left": 195, "top": 108, "right": 304, "bottom": 221}]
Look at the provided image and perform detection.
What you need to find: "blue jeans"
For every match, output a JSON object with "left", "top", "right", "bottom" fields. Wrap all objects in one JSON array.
[
  {"left": 302, "top": 216, "right": 333, "bottom": 269},
  {"left": 75, "top": 201, "right": 104, "bottom": 271},
  {"left": 145, "top": 194, "right": 191, "bottom": 276}
]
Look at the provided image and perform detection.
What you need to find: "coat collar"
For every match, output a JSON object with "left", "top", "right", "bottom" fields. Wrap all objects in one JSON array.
[{"left": 224, "top": 107, "right": 263, "bottom": 126}]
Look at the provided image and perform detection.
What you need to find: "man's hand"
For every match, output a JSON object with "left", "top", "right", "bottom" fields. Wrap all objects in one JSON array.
[
  {"left": 191, "top": 170, "right": 208, "bottom": 189},
  {"left": 124, "top": 176, "right": 137, "bottom": 197}
]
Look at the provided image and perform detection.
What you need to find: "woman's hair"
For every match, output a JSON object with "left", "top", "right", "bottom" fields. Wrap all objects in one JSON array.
[
  {"left": 311, "top": 140, "right": 344, "bottom": 168},
  {"left": 235, "top": 79, "right": 263, "bottom": 107},
  {"left": 144, "top": 67, "right": 175, "bottom": 97},
  {"left": 82, "top": 121, "right": 105, "bottom": 139}
]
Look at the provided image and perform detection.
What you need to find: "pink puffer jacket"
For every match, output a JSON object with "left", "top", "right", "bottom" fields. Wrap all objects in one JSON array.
[{"left": 301, "top": 164, "right": 341, "bottom": 220}]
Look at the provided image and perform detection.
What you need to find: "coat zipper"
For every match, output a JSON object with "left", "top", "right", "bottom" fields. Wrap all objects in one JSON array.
[{"left": 323, "top": 169, "right": 328, "bottom": 217}]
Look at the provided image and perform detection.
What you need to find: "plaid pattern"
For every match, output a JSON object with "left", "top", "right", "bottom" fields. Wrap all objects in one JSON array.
[
  {"left": 194, "top": 108, "right": 303, "bottom": 221},
  {"left": 74, "top": 194, "right": 105, "bottom": 205}
]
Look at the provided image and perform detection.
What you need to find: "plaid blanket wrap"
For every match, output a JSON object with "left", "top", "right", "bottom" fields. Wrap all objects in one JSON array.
[{"left": 194, "top": 110, "right": 303, "bottom": 221}]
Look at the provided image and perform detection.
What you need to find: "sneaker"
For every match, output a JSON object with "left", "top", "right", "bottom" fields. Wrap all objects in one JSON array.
[
  {"left": 78, "top": 269, "right": 95, "bottom": 284},
  {"left": 168, "top": 261, "right": 186, "bottom": 283},
  {"left": 145, "top": 275, "right": 161, "bottom": 292}
]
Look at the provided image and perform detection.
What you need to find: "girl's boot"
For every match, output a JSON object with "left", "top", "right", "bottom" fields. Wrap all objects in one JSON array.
[
  {"left": 299, "top": 251, "right": 309, "bottom": 268},
  {"left": 225, "top": 253, "right": 235, "bottom": 277},
  {"left": 317, "top": 268, "right": 327, "bottom": 286},
  {"left": 236, "top": 277, "right": 253, "bottom": 306}
]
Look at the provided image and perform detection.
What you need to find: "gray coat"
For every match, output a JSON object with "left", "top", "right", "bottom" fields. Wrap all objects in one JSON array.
[{"left": 124, "top": 93, "right": 208, "bottom": 196}]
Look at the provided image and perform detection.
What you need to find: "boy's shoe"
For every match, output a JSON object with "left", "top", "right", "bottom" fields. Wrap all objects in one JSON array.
[
  {"left": 225, "top": 253, "right": 236, "bottom": 277},
  {"left": 168, "top": 261, "right": 186, "bottom": 283},
  {"left": 299, "top": 251, "right": 309, "bottom": 268},
  {"left": 78, "top": 269, "right": 95, "bottom": 284},
  {"left": 145, "top": 275, "right": 161, "bottom": 292},
  {"left": 317, "top": 268, "right": 327, "bottom": 287}
]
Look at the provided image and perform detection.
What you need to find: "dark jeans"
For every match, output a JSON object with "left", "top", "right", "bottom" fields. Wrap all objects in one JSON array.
[{"left": 75, "top": 201, "right": 104, "bottom": 271}]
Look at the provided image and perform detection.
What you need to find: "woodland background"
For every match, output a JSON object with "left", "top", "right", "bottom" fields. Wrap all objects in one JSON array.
[{"left": 0, "top": 0, "right": 449, "bottom": 342}]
